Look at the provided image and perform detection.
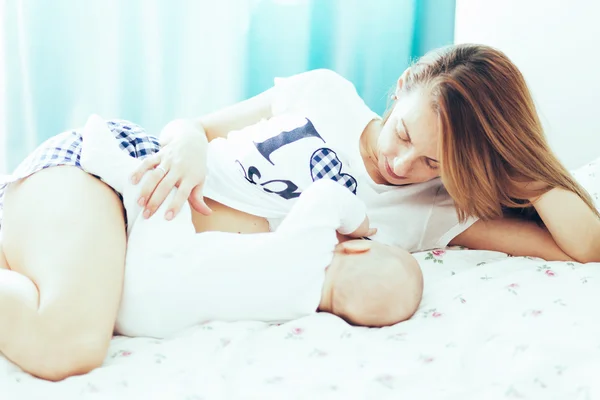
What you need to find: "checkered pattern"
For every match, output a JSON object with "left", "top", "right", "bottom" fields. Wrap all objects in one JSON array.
[
  {"left": 310, "top": 147, "right": 358, "bottom": 194},
  {"left": 0, "top": 119, "right": 160, "bottom": 228}
]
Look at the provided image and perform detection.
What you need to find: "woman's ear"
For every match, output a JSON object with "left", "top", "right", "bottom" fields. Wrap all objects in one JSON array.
[{"left": 396, "top": 68, "right": 411, "bottom": 96}]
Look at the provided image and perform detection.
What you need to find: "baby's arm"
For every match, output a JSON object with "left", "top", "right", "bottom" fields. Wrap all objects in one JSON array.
[{"left": 276, "top": 178, "right": 369, "bottom": 247}]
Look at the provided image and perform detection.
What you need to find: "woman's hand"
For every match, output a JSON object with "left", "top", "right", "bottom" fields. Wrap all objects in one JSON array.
[{"left": 130, "top": 119, "right": 212, "bottom": 220}]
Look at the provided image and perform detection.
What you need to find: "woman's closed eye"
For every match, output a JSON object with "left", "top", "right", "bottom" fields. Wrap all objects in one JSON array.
[
  {"left": 395, "top": 127, "right": 410, "bottom": 143},
  {"left": 424, "top": 158, "right": 439, "bottom": 170},
  {"left": 395, "top": 126, "right": 438, "bottom": 170},
  {"left": 395, "top": 128, "right": 409, "bottom": 143},
  {"left": 396, "top": 118, "right": 415, "bottom": 144}
]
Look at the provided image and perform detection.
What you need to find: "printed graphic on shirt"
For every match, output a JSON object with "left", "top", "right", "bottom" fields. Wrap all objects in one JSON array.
[
  {"left": 234, "top": 116, "right": 357, "bottom": 200},
  {"left": 236, "top": 160, "right": 303, "bottom": 200},
  {"left": 310, "top": 148, "right": 357, "bottom": 194}
]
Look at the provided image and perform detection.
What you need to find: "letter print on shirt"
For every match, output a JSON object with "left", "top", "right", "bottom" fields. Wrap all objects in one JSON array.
[
  {"left": 235, "top": 117, "right": 358, "bottom": 200},
  {"left": 254, "top": 118, "right": 325, "bottom": 165}
]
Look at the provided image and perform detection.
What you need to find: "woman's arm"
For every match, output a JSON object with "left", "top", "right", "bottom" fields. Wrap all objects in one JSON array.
[
  {"left": 159, "top": 88, "right": 274, "bottom": 145},
  {"left": 530, "top": 187, "right": 600, "bottom": 263},
  {"left": 449, "top": 218, "right": 575, "bottom": 262},
  {"left": 193, "top": 88, "right": 274, "bottom": 142}
]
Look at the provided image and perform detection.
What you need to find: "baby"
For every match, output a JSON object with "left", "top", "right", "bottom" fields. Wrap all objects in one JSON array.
[{"left": 80, "top": 114, "right": 423, "bottom": 338}]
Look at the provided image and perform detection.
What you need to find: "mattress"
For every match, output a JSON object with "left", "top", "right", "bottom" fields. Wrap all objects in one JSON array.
[{"left": 2, "top": 247, "right": 599, "bottom": 400}]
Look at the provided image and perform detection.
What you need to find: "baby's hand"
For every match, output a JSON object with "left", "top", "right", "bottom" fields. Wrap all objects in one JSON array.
[{"left": 343, "top": 215, "right": 377, "bottom": 239}]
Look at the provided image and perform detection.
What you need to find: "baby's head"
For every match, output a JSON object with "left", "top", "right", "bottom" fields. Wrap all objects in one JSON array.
[{"left": 319, "top": 240, "right": 423, "bottom": 327}]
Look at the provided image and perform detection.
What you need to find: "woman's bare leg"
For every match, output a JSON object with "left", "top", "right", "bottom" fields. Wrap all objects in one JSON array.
[{"left": 0, "top": 166, "right": 126, "bottom": 381}]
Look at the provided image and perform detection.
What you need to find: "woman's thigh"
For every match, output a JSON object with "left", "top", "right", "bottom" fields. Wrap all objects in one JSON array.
[{"left": 1, "top": 166, "right": 126, "bottom": 373}]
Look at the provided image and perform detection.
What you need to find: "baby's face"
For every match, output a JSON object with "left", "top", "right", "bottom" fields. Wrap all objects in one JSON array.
[{"left": 322, "top": 240, "right": 423, "bottom": 327}]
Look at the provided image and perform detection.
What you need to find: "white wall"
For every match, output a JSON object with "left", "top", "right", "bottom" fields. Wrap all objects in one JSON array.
[{"left": 455, "top": 0, "right": 600, "bottom": 170}]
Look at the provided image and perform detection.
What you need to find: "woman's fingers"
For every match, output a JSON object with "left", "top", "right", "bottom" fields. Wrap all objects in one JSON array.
[
  {"left": 164, "top": 181, "right": 194, "bottom": 220},
  {"left": 130, "top": 153, "right": 161, "bottom": 185},
  {"left": 137, "top": 162, "right": 171, "bottom": 210},
  {"left": 143, "top": 169, "right": 179, "bottom": 218},
  {"left": 188, "top": 184, "right": 212, "bottom": 216}
]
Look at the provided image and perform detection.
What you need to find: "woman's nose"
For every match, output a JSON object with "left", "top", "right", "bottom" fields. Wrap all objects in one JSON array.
[{"left": 393, "top": 153, "right": 414, "bottom": 176}]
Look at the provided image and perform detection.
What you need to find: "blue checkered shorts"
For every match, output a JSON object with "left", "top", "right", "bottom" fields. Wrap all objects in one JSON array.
[{"left": 0, "top": 119, "right": 160, "bottom": 229}]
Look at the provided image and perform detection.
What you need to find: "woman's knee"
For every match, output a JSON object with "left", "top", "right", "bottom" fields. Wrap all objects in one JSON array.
[{"left": 23, "top": 329, "right": 109, "bottom": 381}]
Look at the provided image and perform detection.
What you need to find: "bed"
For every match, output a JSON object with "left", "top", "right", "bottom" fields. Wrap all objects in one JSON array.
[{"left": 2, "top": 161, "right": 600, "bottom": 400}]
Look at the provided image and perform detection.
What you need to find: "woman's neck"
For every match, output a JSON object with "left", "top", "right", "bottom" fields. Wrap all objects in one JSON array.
[{"left": 360, "top": 120, "right": 386, "bottom": 184}]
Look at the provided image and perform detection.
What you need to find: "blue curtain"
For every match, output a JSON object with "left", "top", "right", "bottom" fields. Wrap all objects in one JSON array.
[{"left": 0, "top": 0, "right": 455, "bottom": 173}]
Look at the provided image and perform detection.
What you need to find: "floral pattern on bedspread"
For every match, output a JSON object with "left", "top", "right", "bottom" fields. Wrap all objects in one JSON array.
[{"left": 2, "top": 248, "right": 600, "bottom": 400}]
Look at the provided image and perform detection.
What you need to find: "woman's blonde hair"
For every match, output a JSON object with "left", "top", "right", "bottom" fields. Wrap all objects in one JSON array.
[{"left": 384, "top": 43, "right": 598, "bottom": 222}]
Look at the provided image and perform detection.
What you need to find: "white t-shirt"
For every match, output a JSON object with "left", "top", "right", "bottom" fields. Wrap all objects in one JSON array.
[{"left": 204, "top": 69, "right": 477, "bottom": 252}]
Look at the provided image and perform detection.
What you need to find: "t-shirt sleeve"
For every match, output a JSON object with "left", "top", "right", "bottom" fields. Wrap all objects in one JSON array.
[
  {"left": 420, "top": 185, "right": 479, "bottom": 250},
  {"left": 271, "top": 69, "right": 379, "bottom": 144}
]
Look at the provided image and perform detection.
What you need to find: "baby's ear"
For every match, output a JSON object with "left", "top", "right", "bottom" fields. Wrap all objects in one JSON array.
[{"left": 340, "top": 240, "right": 372, "bottom": 254}]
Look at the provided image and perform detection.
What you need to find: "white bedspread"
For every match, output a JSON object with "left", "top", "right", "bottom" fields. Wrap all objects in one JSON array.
[{"left": 2, "top": 248, "right": 600, "bottom": 400}]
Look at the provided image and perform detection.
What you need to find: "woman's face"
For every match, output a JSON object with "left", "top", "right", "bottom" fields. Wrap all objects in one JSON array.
[{"left": 376, "top": 89, "right": 441, "bottom": 185}]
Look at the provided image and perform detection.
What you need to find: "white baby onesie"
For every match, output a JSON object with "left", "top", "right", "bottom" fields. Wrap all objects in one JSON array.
[{"left": 79, "top": 115, "right": 366, "bottom": 339}]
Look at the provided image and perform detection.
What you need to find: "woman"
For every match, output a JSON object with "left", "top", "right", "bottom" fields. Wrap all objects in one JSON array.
[
  {"left": 0, "top": 43, "right": 598, "bottom": 381},
  {"left": 403, "top": 44, "right": 600, "bottom": 262},
  {"left": 134, "top": 43, "right": 600, "bottom": 263}
]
